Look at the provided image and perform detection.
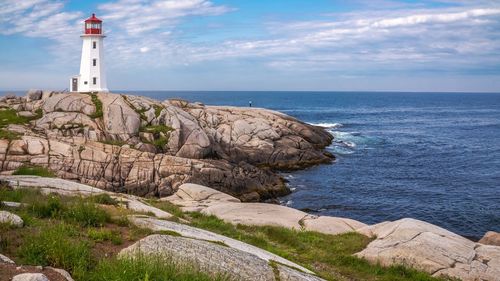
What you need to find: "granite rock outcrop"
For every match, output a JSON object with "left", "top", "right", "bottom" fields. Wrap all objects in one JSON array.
[{"left": 0, "top": 91, "right": 333, "bottom": 201}]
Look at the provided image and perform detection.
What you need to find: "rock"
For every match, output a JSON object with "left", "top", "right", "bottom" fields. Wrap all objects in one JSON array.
[
  {"left": 163, "top": 183, "right": 240, "bottom": 212},
  {"left": 355, "top": 218, "right": 500, "bottom": 281},
  {"left": 203, "top": 202, "right": 306, "bottom": 229},
  {"left": 1, "top": 201, "right": 22, "bottom": 208},
  {"left": 18, "top": 111, "right": 35, "bottom": 118},
  {"left": 128, "top": 216, "right": 313, "bottom": 273},
  {"left": 277, "top": 264, "right": 325, "bottom": 281},
  {"left": 119, "top": 234, "right": 324, "bottom": 281},
  {"left": 0, "top": 210, "right": 23, "bottom": 227},
  {"left": 0, "top": 253, "right": 15, "bottom": 264},
  {"left": 302, "top": 215, "right": 367, "bottom": 235},
  {"left": 99, "top": 93, "right": 140, "bottom": 141},
  {"left": 46, "top": 267, "right": 74, "bottom": 281},
  {"left": 116, "top": 197, "right": 172, "bottom": 219},
  {"left": 26, "top": 89, "right": 42, "bottom": 101},
  {"left": 41, "top": 93, "right": 96, "bottom": 115},
  {"left": 12, "top": 273, "right": 50, "bottom": 281},
  {"left": 120, "top": 234, "right": 275, "bottom": 280},
  {"left": 479, "top": 231, "right": 500, "bottom": 246},
  {"left": 0, "top": 176, "right": 105, "bottom": 196}
]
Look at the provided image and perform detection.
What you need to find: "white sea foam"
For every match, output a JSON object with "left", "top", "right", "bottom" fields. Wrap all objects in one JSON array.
[{"left": 308, "top": 122, "right": 343, "bottom": 129}]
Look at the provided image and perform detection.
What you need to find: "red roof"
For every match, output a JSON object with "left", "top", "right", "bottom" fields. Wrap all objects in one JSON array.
[{"left": 85, "top": 13, "right": 102, "bottom": 23}]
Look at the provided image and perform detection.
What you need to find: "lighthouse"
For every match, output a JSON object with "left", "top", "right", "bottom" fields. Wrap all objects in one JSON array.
[{"left": 70, "top": 13, "right": 108, "bottom": 93}]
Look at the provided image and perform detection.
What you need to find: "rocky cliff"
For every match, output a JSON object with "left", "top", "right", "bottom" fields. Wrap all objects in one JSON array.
[{"left": 0, "top": 90, "right": 333, "bottom": 201}]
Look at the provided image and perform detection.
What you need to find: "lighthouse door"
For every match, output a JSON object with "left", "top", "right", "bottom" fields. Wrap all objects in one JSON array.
[{"left": 72, "top": 78, "right": 78, "bottom": 92}]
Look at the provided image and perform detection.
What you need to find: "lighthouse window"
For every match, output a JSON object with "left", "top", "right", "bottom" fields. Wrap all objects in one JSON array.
[
  {"left": 93, "top": 59, "right": 97, "bottom": 66},
  {"left": 93, "top": 77, "right": 97, "bottom": 85},
  {"left": 93, "top": 41, "right": 96, "bottom": 49}
]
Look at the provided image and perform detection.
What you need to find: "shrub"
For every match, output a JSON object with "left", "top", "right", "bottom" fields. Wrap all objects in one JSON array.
[
  {"left": 13, "top": 165, "right": 55, "bottom": 177},
  {"left": 19, "top": 223, "right": 93, "bottom": 277}
]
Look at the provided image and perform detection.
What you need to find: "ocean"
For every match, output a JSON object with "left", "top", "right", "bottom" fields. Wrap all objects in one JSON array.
[{"left": 5, "top": 90, "right": 500, "bottom": 239}]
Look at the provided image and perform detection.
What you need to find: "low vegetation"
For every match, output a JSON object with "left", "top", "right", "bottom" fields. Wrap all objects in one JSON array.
[
  {"left": 140, "top": 124, "right": 174, "bottom": 150},
  {"left": 13, "top": 165, "right": 55, "bottom": 177},
  {"left": 99, "top": 139, "right": 127, "bottom": 146},
  {"left": 0, "top": 186, "right": 444, "bottom": 281},
  {"left": 89, "top": 94, "right": 103, "bottom": 118},
  {"left": 152, "top": 205, "right": 443, "bottom": 281},
  {"left": 0, "top": 108, "right": 29, "bottom": 140},
  {"left": 0, "top": 186, "right": 222, "bottom": 281}
]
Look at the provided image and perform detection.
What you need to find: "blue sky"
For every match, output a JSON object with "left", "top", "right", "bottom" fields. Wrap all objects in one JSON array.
[{"left": 1, "top": 0, "right": 500, "bottom": 92}]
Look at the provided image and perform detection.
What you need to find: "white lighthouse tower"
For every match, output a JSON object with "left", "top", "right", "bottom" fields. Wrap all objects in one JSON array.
[{"left": 70, "top": 13, "right": 108, "bottom": 93}]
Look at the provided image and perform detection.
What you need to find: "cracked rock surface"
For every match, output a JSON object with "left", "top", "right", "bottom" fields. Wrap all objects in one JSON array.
[
  {"left": 119, "top": 234, "right": 325, "bottom": 281},
  {"left": 0, "top": 92, "right": 333, "bottom": 201},
  {"left": 355, "top": 218, "right": 500, "bottom": 281}
]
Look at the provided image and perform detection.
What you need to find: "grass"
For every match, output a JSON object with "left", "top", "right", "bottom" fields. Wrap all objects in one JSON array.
[
  {"left": 19, "top": 223, "right": 93, "bottom": 278},
  {"left": 152, "top": 104, "right": 164, "bottom": 118},
  {"left": 86, "top": 255, "right": 229, "bottom": 281},
  {"left": 90, "top": 193, "right": 119, "bottom": 206},
  {"left": 139, "top": 124, "right": 173, "bottom": 150},
  {"left": 100, "top": 139, "right": 127, "bottom": 146},
  {"left": 13, "top": 165, "right": 55, "bottom": 177},
  {"left": 87, "top": 228, "right": 123, "bottom": 245},
  {"left": 89, "top": 94, "right": 103, "bottom": 119},
  {"left": 0, "top": 108, "right": 30, "bottom": 140},
  {"left": 0, "top": 186, "right": 220, "bottom": 281}
]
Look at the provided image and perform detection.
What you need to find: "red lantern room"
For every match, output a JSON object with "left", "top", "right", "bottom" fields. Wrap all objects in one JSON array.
[{"left": 84, "top": 13, "right": 102, "bottom": 35}]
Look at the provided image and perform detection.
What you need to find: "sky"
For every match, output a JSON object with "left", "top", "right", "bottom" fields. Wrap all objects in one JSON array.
[{"left": 1, "top": 0, "right": 500, "bottom": 92}]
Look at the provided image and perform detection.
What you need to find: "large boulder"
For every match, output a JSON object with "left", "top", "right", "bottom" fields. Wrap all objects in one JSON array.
[
  {"left": 355, "top": 218, "right": 500, "bottom": 281},
  {"left": 128, "top": 216, "right": 313, "bottom": 273},
  {"left": 119, "top": 234, "right": 324, "bottom": 281},
  {"left": 163, "top": 183, "right": 240, "bottom": 212}
]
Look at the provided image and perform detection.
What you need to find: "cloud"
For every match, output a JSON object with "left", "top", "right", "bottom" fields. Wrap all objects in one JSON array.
[{"left": 99, "top": 0, "right": 231, "bottom": 35}]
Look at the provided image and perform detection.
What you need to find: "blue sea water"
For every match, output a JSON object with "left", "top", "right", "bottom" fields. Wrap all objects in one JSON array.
[{"left": 4, "top": 90, "right": 500, "bottom": 238}]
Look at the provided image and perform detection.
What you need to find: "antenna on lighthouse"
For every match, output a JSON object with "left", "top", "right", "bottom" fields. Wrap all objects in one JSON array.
[{"left": 69, "top": 13, "right": 108, "bottom": 93}]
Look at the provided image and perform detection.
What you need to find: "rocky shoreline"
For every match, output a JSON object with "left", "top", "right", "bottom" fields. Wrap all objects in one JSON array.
[
  {"left": 1, "top": 91, "right": 499, "bottom": 281},
  {"left": 0, "top": 90, "right": 333, "bottom": 201}
]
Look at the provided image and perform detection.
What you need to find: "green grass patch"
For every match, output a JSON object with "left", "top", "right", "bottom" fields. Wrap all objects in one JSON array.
[
  {"left": 139, "top": 124, "right": 173, "bottom": 150},
  {"left": 152, "top": 104, "right": 164, "bottom": 118},
  {"left": 0, "top": 108, "right": 30, "bottom": 140},
  {"left": 186, "top": 212, "right": 444, "bottom": 281},
  {"left": 89, "top": 94, "right": 103, "bottom": 119},
  {"left": 87, "top": 228, "right": 123, "bottom": 245},
  {"left": 140, "top": 124, "right": 173, "bottom": 135},
  {"left": 19, "top": 223, "right": 93, "bottom": 279},
  {"left": 28, "top": 195, "right": 110, "bottom": 227},
  {"left": 86, "top": 255, "right": 229, "bottom": 281},
  {"left": 13, "top": 165, "right": 55, "bottom": 177},
  {"left": 148, "top": 200, "right": 185, "bottom": 219},
  {"left": 90, "top": 193, "right": 119, "bottom": 206}
]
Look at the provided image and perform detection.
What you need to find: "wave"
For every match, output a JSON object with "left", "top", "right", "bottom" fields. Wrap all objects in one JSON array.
[{"left": 308, "top": 122, "right": 343, "bottom": 129}]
